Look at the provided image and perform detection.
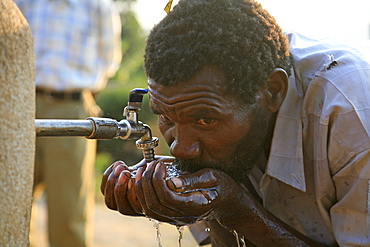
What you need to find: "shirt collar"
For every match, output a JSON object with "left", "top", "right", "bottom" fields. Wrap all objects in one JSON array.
[{"left": 263, "top": 70, "right": 307, "bottom": 192}]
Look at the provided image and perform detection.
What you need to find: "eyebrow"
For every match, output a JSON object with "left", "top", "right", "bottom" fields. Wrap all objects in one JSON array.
[
  {"left": 151, "top": 105, "right": 221, "bottom": 119},
  {"left": 186, "top": 108, "right": 218, "bottom": 118}
]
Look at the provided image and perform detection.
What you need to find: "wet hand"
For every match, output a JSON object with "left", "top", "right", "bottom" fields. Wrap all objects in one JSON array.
[
  {"left": 100, "top": 156, "right": 177, "bottom": 217},
  {"left": 101, "top": 159, "right": 146, "bottom": 216},
  {"left": 135, "top": 161, "right": 243, "bottom": 225}
]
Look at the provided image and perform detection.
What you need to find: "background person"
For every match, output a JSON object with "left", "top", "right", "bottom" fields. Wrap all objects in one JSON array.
[{"left": 15, "top": 0, "right": 121, "bottom": 246}]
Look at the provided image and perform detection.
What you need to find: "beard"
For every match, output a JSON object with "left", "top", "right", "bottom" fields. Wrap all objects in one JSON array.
[{"left": 175, "top": 106, "right": 272, "bottom": 182}]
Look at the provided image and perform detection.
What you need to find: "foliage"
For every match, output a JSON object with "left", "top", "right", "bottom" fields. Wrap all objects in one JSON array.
[
  {"left": 95, "top": 0, "right": 168, "bottom": 171},
  {"left": 112, "top": 3, "right": 147, "bottom": 85}
]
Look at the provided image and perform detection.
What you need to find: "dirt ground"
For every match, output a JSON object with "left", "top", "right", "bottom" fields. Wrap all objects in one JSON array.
[{"left": 32, "top": 195, "right": 208, "bottom": 247}]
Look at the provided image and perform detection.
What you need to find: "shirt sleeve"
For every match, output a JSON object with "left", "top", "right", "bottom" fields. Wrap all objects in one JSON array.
[
  {"left": 331, "top": 149, "right": 370, "bottom": 245},
  {"left": 188, "top": 221, "right": 211, "bottom": 246}
]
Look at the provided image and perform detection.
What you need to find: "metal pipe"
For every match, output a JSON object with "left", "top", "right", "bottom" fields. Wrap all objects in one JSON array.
[
  {"left": 35, "top": 118, "right": 130, "bottom": 140},
  {"left": 35, "top": 119, "right": 94, "bottom": 137}
]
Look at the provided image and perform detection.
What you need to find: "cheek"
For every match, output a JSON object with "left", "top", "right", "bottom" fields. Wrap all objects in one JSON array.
[
  {"left": 158, "top": 119, "right": 253, "bottom": 161},
  {"left": 201, "top": 123, "right": 252, "bottom": 159},
  {"left": 202, "top": 134, "right": 239, "bottom": 159},
  {"left": 158, "top": 123, "right": 174, "bottom": 146}
]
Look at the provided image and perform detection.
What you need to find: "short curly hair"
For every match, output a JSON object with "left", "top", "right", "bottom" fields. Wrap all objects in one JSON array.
[{"left": 144, "top": 0, "right": 291, "bottom": 105}]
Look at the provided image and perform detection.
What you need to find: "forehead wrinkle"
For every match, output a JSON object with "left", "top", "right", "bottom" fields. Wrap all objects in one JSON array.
[
  {"left": 150, "top": 92, "right": 225, "bottom": 119},
  {"left": 150, "top": 90, "right": 224, "bottom": 112},
  {"left": 149, "top": 85, "right": 225, "bottom": 105},
  {"left": 149, "top": 91, "right": 227, "bottom": 122}
]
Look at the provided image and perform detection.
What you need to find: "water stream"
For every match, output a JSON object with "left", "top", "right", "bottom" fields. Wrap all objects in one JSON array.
[
  {"left": 176, "top": 225, "right": 184, "bottom": 247},
  {"left": 232, "top": 230, "right": 247, "bottom": 247},
  {"left": 150, "top": 218, "right": 163, "bottom": 247},
  {"left": 149, "top": 222, "right": 246, "bottom": 247},
  {"left": 149, "top": 219, "right": 186, "bottom": 247}
]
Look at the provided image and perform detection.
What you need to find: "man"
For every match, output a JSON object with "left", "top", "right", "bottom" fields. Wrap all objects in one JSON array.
[
  {"left": 101, "top": 0, "right": 370, "bottom": 246},
  {"left": 15, "top": 0, "right": 121, "bottom": 246}
]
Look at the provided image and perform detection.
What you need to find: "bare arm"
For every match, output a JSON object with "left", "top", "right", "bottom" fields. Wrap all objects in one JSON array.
[
  {"left": 211, "top": 183, "right": 324, "bottom": 246},
  {"left": 168, "top": 169, "right": 325, "bottom": 246}
]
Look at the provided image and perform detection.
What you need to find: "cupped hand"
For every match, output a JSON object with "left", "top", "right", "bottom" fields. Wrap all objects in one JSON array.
[
  {"left": 101, "top": 159, "right": 145, "bottom": 216},
  {"left": 101, "top": 157, "right": 247, "bottom": 226},
  {"left": 135, "top": 160, "right": 245, "bottom": 226},
  {"left": 100, "top": 156, "right": 176, "bottom": 217}
]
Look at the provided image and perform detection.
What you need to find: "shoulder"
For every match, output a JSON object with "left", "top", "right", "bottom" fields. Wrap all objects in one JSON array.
[
  {"left": 290, "top": 32, "right": 370, "bottom": 172},
  {"left": 285, "top": 31, "right": 370, "bottom": 91}
]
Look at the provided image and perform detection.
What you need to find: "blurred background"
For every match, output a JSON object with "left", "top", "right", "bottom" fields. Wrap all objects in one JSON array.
[{"left": 33, "top": 0, "right": 370, "bottom": 246}]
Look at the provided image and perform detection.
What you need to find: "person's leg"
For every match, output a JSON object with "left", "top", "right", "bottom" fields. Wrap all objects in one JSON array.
[
  {"left": 37, "top": 92, "right": 97, "bottom": 247},
  {"left": 45, "top": 135, "right": 96, "bottom": 247}
]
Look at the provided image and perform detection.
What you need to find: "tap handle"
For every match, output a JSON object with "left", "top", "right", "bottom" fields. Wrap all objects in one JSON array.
[{"left": 128, "top": 88, "right": 148, "bottom": 109}]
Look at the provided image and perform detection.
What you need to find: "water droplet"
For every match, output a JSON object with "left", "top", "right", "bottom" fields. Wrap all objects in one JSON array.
[{"left": 165, "top": 162, "right": 180, "bottom": 179}]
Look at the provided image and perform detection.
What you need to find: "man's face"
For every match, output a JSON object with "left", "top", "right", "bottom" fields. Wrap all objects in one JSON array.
[{"left": 148, "top": 66, "right": 271, "bottom": 180}]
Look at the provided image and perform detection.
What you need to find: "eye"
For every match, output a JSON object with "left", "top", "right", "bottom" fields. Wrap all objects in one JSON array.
[{"left": 196, "top": 117, "right": 215, "bottom": 125}]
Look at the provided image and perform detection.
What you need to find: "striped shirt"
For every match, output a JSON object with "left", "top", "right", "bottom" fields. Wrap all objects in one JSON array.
[{"left": 15, "top": 0, "right": 121, "bottom": 93}]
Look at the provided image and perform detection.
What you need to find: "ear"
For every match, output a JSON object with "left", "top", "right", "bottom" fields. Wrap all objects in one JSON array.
[{"left": 261, "top": 68, "right": 288, "bottom": 113}]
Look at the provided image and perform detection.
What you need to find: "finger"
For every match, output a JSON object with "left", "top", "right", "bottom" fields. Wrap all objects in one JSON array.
[
  {"left": 104, "top": 172, "right": 118, "bottom": 210},
  {"left": 159, "top": 167, "right": 220, "bottom": 216},
  {"left": 135, "top": 164, "right": 199, "bottom": 224},
  {"left": 141, "top": 162, "right": 186, "bottom": 218},
  {"left": 101, "top": 164, "right": 114, "bottom": 195},
  {"left": 112, "top": 160, "right": 126, "bottom": 169},
  {"left": 135, "top": 166, "right": 161, "bottom": 217},
  {"left": 126, "top": 177, "right": 144, "bottom": 214},
  {"left": 134, "top": 167, "right": 147, "bottom": 211},
  {"left": 100, "top": 161, "right": 126, "bottom": 194},
  {"left": 136, "top": 162, "right": 156, "bottom": 211},
  {"left": 113, "top": 163, "right": 128, "bottom": 176},
  {"left": 114, "top": 171, "right": 142, "bottom": 216},
  {"left": 167, "top": 168, "right": 218, "bottom": 192},
  {"left": 152, "top": 162, "right": 188, "bottom": 210},
  {"left": 129, "top": 158, "right": 147, "bottom": 172},
  {"left": 153, "top": 163, "right": 210, "bottom": 210},
  {"left": 135, "top": 164, "right": 180, "bottom": 223}
]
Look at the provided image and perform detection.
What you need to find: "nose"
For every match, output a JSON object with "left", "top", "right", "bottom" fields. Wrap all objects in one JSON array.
[{"left": 169, "top": 136, "right": 201, "bottom": 161}]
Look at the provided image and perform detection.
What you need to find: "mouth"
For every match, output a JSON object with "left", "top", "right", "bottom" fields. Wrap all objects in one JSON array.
[
  {"left": 174, "top": 158, "right": 213, "bottom": 174},
  {"left": 174, "top": 157, "right": 249, "bottom": 182}
]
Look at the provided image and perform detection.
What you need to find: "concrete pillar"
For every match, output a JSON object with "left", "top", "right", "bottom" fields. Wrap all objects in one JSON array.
[{"left": 0, "top": 0, "right": 35, "bottom": 246}]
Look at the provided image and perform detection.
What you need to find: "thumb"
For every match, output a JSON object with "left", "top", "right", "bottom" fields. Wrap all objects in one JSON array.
[{"left": 167, "top": 168, "right": 218, "bottom": 193}]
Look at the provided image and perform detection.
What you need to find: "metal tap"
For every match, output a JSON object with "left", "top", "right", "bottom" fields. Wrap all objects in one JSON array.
[{"left": 35, "top": 88, "right": 158, "bottom": 162}]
